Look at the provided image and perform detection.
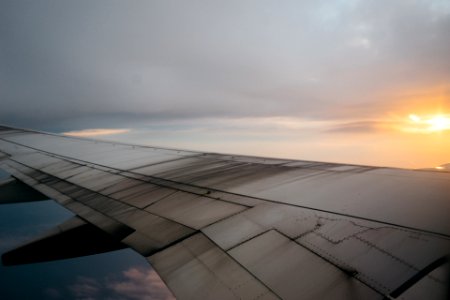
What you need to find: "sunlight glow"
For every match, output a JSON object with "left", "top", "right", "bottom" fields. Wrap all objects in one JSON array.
[
  {"left": 63, "top": 128, "right": 130, "bottom": 137},
  {"left": 406, "top": 113, "right": 450, "bottom": 133},
  {"left": 408, "top": 114, "right": 421, "bottom": 122},
  {"left": 426, "top": 115, "right": 450, "bottom": 131}
]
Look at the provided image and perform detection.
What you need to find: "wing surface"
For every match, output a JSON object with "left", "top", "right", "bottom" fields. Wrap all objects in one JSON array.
[{"left": 0, "top": 125, "right": 449, "bottom": 299}]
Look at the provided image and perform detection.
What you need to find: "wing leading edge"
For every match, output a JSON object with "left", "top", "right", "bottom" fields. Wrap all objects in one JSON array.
[{"left": 0, "top": 125, "right": 449, "bottom": 299}]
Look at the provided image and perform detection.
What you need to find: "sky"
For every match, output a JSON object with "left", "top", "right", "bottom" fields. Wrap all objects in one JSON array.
[
  {"left": 0, "top": 2, "right": 449, "bottom": 298},
  {"left": 1, "top": 0, "right": 450, "bottom": 168}
]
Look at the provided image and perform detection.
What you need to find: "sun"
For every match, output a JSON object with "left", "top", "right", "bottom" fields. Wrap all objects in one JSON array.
[
  {"left": 426, "top": 115, "right": 450, "bottom": 131},
  {"left": 408, "top": 113, "right": 450, "bottom": 133}
]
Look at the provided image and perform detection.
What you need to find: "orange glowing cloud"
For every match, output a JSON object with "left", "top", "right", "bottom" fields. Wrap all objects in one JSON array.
[
  {"left": 63, "top": 128, "right": 130, "bottom": 137},
  {"left": 365, "top": 84, "right": 450, "bottom": 135},
  {"left": 390, "top": 88, "right": 449, "bottom": 114}
]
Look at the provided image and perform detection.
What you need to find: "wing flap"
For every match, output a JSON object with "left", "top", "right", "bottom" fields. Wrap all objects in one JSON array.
[
  {"left": 115, "top": 208, "right": 195, "bottom": 256},
  {"left": 229, "top": 230, "right": 380, "bottom": 300},
  {"left": 0, "top": 176, "right": 47, "bottom": 203},
  {"left": 148, "top": 233, "right": 279, "bottom": 300},
  {"left": 204, "top": 202, "right": 450, "bottom": 298},
  {"left": 2, "top": 216, "right": 126, "bottom": 266}
]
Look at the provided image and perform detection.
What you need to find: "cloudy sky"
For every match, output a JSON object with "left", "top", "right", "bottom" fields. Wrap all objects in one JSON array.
[{"left": 1, "top": 0, "right": 449, "bottom": 168}]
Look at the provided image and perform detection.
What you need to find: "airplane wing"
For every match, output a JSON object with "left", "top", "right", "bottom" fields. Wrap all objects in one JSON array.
[{"left": 0, "top": 125, "right": 449, "bottom": 299}]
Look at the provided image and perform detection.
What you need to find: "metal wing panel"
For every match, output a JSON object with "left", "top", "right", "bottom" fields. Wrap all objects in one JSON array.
[
  {"left": 106, "top": 182, "right": 159, "bottom": 199},
  {"left": 248, "top": 169, "right": 450, "bottom": 235},
  {"left": 131, "top": 156, "right": 219, "bottom": 175},
  {"left": 145, "top": 191, "right": 247, "bottom": 229},
  {"left": 203, "top": 201, "right": 450, "bottom": 298},
  {"left": 202, "top": 203, "right": 318, "bottom": 251},
  {"left": 228, "top": 230, "right": 380, "bottom": 300},
  {"left": 148, "top": 233, "right": 279, "bottom": 300},
  {"left": 1, "top": 126, "right": 449, "bottom": 300},
  {"left": 1, "top": 132, "right": 199, "bottom": 170}
]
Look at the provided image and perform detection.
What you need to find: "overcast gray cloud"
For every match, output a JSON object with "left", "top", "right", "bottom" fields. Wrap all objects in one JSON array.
[{"left": 0, "top": 0, "right": 449, "bottom": 130}]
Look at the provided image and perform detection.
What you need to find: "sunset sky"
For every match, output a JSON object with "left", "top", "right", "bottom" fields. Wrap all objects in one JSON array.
[
  {"left": 0, "top": 2, "right": 449, "bottom": 299},
  {"left": 1, "top": 0, "right": 449, "bottom": 168}
]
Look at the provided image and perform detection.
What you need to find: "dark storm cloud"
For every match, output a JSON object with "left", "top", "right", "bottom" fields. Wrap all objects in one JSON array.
[{"left": 0, "top": 0, "right": 449, "bottom": 130}]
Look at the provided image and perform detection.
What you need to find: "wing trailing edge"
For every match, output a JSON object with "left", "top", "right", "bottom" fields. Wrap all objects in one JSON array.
[
  {"left": 2, "top": 216, "right": 127, "bottom": 266},
  {"left": 0, "top": 175, "right": 48, "bottom": 204}
]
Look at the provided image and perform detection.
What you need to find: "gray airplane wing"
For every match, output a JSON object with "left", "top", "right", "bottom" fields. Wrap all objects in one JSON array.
[{"left": 0, "top": 125, "right": 449, "bottom": 299}]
